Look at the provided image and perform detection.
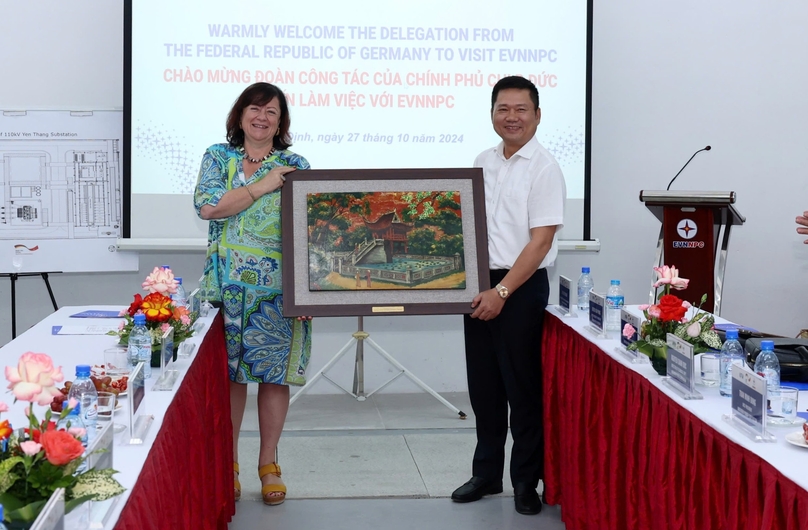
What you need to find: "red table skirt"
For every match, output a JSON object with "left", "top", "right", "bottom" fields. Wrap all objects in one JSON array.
[
  {"left": 542, "top": 313, "right": 808, "bottom": 530},
  {"left": 115, "top": 312, "right": 234, "bottom": 530}
]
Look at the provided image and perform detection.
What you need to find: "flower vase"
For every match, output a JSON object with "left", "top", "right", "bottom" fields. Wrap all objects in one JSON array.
[
  {"left": 6, "top": 521, "right": 34, "bottom": 530},
  {"left": 650, "top": 345, "right": 668, "bottom": 376}
]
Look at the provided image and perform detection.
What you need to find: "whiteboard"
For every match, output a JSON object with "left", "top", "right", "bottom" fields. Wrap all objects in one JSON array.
[{"left": 0, "top": 110, "right": 138, "bottom": 273}]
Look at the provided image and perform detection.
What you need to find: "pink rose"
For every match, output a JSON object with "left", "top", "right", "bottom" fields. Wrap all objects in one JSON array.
[
  {"left": 20, "top": 440, "right": 42, "bottom": 456},
  {"left": 67, "top": 397, "right": 78, "bottom": 410},
  {"left": 638, "top": 304, "right": 650, "bottom": 311},
  {"left": 161, "top": 323, "right": 171, "bottom": 333},
  {"left": 68, "top": 427, "right": 87, "bottom": 439},
  {"left": 118, "top": 320, "right": 126, "bottom": 331},
  {"left": 142, "top": 266, "right": 178, "bottom": 295},
  {"left": 180, "top": 315, "right": 191, "bottom": 326},
  {"left": 682, "top": 300, "right": 692, "bottom": 309},
  {"left": 0, "top": 401, "right": 8, "bottom": 413},
  {"left": 653, "top": 265, "right": 690, "bottom": 290},
  {"left": 648, "top": 305, "right": 662, "bottom": 318},
  {"left": 5, "top": 352, "right": 65, "bottom": 406},
  {"left": 622, "top": 323, "right": 637, "bottom": 340}
]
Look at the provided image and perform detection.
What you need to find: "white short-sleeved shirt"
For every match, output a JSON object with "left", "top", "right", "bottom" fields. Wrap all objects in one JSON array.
[{"left": 474, "top": 136, "right": 566, "bottom": 270}]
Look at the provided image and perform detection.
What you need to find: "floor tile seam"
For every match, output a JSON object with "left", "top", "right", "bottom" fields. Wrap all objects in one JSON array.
[
  {"left": 402, "top": 433, "right": 432, "bottom": 498},
  {"left": 238, "top": 427, "right": 476, "bottom": 438}
]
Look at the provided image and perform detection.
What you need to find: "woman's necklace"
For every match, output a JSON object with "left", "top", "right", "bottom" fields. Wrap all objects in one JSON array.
[{"left": 239, "top": 146, "right": 275, "bottom": 164}]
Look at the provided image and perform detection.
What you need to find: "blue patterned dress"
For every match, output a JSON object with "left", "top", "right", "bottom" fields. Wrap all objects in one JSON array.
[{"left": 194, "top": 143, "right": 311, "bottom": 385}]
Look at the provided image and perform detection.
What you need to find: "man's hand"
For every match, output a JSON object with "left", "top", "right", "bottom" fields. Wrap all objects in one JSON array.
[
  {"left": 797, "top": 211, "right": 808, "bottom": 244},
  {"left": 470, "top": 288, "right": 506, "bottom": 321}
]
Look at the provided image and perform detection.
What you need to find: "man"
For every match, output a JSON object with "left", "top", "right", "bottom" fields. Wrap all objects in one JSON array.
[{"left": 451, "top": 76, "right": 566, "bottom": 515}]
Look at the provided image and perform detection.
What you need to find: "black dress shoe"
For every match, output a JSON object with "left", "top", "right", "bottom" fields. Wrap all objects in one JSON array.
[
  {"left": 513, "top": 483, "right": 542, "bottom": 515},
  {"left": 451, "top": 477, "right": 503, "bottom": 503}
]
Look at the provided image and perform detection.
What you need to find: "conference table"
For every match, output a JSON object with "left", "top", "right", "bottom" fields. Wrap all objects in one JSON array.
[
  {"left": 542, "top": 307, "right": 808, "bottom": 530},
  {"left": 1, "top": 306, "right": 234, "bottom": 529}
]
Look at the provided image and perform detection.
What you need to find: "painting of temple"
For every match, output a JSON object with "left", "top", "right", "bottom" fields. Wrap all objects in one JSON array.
[{"left": 306, "top": 191, "right": 466, "bottom": 291}]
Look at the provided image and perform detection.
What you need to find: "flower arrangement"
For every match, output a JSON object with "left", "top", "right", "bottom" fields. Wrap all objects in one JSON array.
[
  {"left": 108, "top": 267, "right": 197, "bottom": 355},
  {"left": 1, "top": 352, "right": 125, "bottom": 526},
  {"left": 624, "top": 265, "right": 723, "bottom": 375}
]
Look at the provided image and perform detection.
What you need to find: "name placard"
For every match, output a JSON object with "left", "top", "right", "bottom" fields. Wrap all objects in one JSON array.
[
  {"left": 130, "top": 362, "right": 145, "bottom": 417},
  {"left": 661, "top": 333, "right": 702, "bottom": 400},
  {"left": 620, "top": 309, "right": 642, "bottom": 350},
  {"left": 30, "top": 488, "right": 64, "bottom": 530},
  {"left": 153, "top": 327, "right": 179, "bottom": 391},
  {"left": 615, "top": 308, "right": 649, "bottom": 364},
  {"left": 85, "top": 421, "right": 114, "bottom": 471},
  {"left": 667, "top": 335, "right": 692, "bottom": 388},
  {"left": 731, "top": 364, "right": 766, "bottom": 426},
  {"left": 722, "top": 363, "right": 775, "bottom": 442},
  {"left": 559, "top": 275, "right": 571, "bottom": 313},
  {"left": 161, "top": 326, "right": 175, "bottom": 369},
  {"left": 188, "top": 287, "right": 200, "bottom": 314},
  {"left": 588, "top": 291, "right": 605, "bottom": 334},
  {"left": 124, "top": 362, "right": 154, "bottom": 445}
]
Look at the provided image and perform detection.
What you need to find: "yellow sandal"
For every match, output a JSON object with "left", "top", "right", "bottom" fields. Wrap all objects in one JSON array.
[
  {"left": 258, "top": 462, "right": 286, "bottom": 506},
  {"left": 234, "top": 463, "right": 241, "bottom": 502}
]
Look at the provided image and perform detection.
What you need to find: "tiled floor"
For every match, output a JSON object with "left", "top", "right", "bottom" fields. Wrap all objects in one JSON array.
[{"left": 230, "top": 391, "right": 566, "bottom": 529}]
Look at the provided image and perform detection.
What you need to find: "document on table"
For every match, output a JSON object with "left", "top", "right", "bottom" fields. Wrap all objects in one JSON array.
[
  {"left": 51, "top": 325, "right": 120, "bottom": 335},
  {"left": 70, "top": 310, "right": 124, "bottom": 318}
]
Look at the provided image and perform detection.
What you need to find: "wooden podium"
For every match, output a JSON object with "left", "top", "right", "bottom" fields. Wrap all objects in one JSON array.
[{"left": 639, "top": 191, "right": 745, "bottom": 316}]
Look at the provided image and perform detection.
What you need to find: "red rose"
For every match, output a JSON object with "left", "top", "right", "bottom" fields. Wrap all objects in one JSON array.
[
  {"left": 126, "top": 294, "right": 143, "bottom": 317},
  {"left": 40, "top": 429, "right": 85, "bottom": 466},
  {"left": 658, "top": 294, "right": 686, "bottom": 322}
]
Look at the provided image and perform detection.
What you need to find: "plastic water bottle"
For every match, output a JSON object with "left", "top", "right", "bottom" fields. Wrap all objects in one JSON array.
[
  {"left": 577, "top": 267, "right": 594, "bottom": 313},
  {"left": 0, "top": 504, "right": 8, "bottom": 530},
  {"left": 172, "top": 277, "right": 188, "bottom": 308},
  {"left": 67, "top": 365, "right": 98, "bottom": 433},
  {"left": 128, "top": 313, "right": 153, "bottom": 379},
  {"left": 719, "top": 329, "right": 745, "bottom": 397},
  {"left": 57, "top": 402, "right": 88, "bottom": 447},
  {"left": 753, "top": 340, "right": 780, "bottom": 393},
  {"left": 605, "top": 280, "right": 624, "bottom": 331}
]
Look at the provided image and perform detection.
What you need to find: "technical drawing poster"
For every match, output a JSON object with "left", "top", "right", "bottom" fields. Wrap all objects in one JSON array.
[{"left": 0, "top": 110, "right": 138, "bottom": 273}]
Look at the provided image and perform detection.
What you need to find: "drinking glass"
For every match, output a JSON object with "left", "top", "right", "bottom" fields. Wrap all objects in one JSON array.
[
  {"left": 767, "top": 386, "right": 799, "bottom": 425},
  {"left": 104, "top": 347, "right": 130, "bottom": 377},
  {"left": 699, "top": 353, "right": 720, "bottom": 387},
  {"left": 96, "top": 392, "right": 116, "bottom": 426}
]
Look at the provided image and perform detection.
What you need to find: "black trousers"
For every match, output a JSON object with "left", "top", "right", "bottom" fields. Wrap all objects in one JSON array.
[{"left": 463, "top": 268, "right": 549, "bottom": 488}]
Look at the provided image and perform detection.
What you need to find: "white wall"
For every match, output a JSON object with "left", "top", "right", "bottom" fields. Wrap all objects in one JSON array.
[{"left": 3, "top": 1, "right": 808, "bottom": 395}]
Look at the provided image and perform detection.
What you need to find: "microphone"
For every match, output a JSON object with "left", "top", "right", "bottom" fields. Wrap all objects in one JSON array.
[{"left": 666, "top": 145, "right": 712, "bottom": 191}]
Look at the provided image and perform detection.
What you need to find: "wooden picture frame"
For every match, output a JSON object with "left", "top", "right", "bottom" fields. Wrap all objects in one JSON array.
[{"left": 281, "top": 168, "right": 489, "bottom": 316}]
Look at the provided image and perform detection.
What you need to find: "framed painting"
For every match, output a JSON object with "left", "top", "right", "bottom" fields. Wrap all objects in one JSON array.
[{"left": 280, "top": 168, "right": 489, "bottom": 316}]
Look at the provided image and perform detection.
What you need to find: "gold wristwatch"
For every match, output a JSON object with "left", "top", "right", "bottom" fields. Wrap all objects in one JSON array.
[{"left": 495, "top": 283, "right": 509, "bottom": 300}]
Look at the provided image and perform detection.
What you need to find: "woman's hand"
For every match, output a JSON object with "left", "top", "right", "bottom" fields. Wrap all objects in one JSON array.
[{"left": 250, "top": 165, "right": 297, "bottom": 197}]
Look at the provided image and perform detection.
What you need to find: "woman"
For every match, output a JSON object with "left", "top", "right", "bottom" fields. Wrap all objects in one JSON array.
[{"left": 194, "top": 82, "right": 311, "bottom": 506}]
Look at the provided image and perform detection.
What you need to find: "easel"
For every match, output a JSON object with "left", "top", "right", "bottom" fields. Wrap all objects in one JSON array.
[
  {"left": 289, "top": 316, "right": 467, "bottom": 419},
  {"left": 0, "top": 271, "right": 60, "bottom": 339}
]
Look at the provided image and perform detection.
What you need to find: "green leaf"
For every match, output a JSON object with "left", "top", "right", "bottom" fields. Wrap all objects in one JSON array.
[
  {"left": 0, "top": 456, "right": 24, "bottom": 494},
  {"left": 701, "top": 330, "right": 723, "bottom": 350},
  {"left": 4, "top": 499, "right": 48, "bottom": 523},
  {"left": 65, "top": 494, "right": 96, "bottom": 514},
  {"left": 673, "top": 324, "right": 689, "bottom": 339},
  {"left": 71, "top": 469, "right": 125, "bottom": 502},
  {"left": 649, "top": 338, "right": 667, "bottom": 349},
  {"left": 701, "top": 315, "right": 715, "bottom": 333}
]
